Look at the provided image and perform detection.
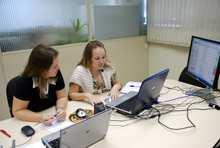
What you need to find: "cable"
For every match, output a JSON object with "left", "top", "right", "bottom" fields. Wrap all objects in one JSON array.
[
  {"left": 138, "top": 104, "right": 175, "bottom": 120},
  {"left": 109, "top": 118, "right": 142, "bottom": 127},
  {"left": 159, "top": 95, "right": 192, "bottom": 103},
  {"left": 163, "top": 85, "right": 190, "bottom": 93},
  {"left": 153, "top": 106, "right": 195, "bottom": 130},
  {"left": 160, "top": 88, "right": 170, "bottom": 96},
  {"left": 162, "top": 83, "right": 194, "bottom": 94},
  {"left": 110, "top": 118, "right": 135, "bottom": 122},
  {"left": 155, "top": 97, "right": 211, "bottom": 131},
  {"left": 109, "top": 92, "right": 219, "bottom": 128},
  {"left": 14, "top": 122, "right": 41, "bottom": 147},
  {"left": 158, "top": 91, "right": 220, "bottom": 130},
  {"left": 163, "top": 97, "right": 197, "bottom": 108},
  {"left": 16, "top": 136, "right": 33, "bottom": 147},
  {"left": 173, "top": 107, "right": 213, "bottom": 112}
]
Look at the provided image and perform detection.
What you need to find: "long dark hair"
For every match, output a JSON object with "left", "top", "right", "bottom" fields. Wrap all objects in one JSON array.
[
  {"left": 78, "top": 40, "right": 108, "bottom": 68},
  {"left": 22, "top": 44, "right": 58, "bottom": 97}
]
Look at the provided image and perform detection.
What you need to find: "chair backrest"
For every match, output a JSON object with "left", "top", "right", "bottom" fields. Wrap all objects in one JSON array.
[
  {"left": 6, "top": 76, "right": 21, "bottom": 117},
  {"left": 179, "top": 67, "right": 218, "bottom": 90}
]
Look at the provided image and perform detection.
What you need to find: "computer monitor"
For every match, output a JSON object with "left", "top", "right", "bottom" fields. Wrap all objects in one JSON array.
[{"left": 186, "top": 36, "right": 220, "bottom": 90}]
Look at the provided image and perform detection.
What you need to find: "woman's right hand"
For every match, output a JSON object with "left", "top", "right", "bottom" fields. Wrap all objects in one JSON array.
[
  {"left": 41, "top": 115, "right": 56, "bottom": 126},
  {"left": 84, "top": 93, "right": 102, "bottom": 105}
]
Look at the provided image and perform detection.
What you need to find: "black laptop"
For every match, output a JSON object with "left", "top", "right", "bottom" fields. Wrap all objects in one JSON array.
[{"left": 106, "top": 69, "right": 169, "bottom": 116}]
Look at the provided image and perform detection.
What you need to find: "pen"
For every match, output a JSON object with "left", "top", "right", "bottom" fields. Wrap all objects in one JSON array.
[
  {"left": 129, "top": 85, "right": 139, "bottom": 87},
  {"left": 11, "top": 139, "right": 16, "bottom": 148},
  {"left": 0, "top": 129, "right": 11, "bottom": 138}
]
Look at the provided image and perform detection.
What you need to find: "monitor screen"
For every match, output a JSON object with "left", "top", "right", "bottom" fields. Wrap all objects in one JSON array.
[{"left": 187, "top": 36, "right": 220, "bottom": 88}]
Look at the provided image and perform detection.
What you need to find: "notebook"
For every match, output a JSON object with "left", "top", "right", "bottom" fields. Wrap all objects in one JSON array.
[
  {"left": 105, "top": 69, "right": 169, "bottom": 116},
  {"left": 41, "top": 109, "right": 112, "bottom": 148}
]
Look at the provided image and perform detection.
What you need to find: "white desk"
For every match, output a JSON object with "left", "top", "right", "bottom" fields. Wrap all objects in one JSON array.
[{"left": 0, "top": 79, "right": 220, "bottom": 148}]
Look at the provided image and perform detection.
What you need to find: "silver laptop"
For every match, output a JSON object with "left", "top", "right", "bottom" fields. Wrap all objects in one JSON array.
[
  {"left": 105, "top": 69, "right": 169, "bottom": 116},
  {"left": 42, "top": 109, "right": 112, "bottom": 148}
]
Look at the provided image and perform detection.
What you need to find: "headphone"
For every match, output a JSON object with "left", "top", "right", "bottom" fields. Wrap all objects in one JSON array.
[
  {"left": 69, "top": 108, "right": 93, "bottom": 123},
  {"left": 75, "top": 108, "right": 87, "bottom": 119},
  {"left": 68, "top": 103, "right": 107, "bottom": 123}
]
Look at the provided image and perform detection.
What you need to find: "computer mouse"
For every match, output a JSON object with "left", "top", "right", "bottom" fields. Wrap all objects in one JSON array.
[{"left": 21, "top": 125, "right": 35, "bottom": 137}]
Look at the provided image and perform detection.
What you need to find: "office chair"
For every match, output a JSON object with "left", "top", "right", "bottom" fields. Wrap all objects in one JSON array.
[
  {"left": 179, "top": 67, "right": 218, "bottom": 90},
  {"left": 6, "top": 76, "right": 20, "bottom": 117}
]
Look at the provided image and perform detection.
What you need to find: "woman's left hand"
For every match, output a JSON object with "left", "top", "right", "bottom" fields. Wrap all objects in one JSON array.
[
  {"left": 55, "top": 108, "right": 66, "bottom": 122},
  {"left": 110, "top": 86, "right": 120, "bottom": 100}
]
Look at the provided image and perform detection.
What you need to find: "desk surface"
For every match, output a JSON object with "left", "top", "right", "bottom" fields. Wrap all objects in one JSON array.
[{"left": 0, "top": 79, "right": 220, "bottom": 148}]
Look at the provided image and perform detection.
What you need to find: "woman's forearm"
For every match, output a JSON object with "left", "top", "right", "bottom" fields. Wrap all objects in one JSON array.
[
  {"left": 69, "top": 92, "right": 91, "bottom": 102},
  {"left": 13, "top": 109, "right": 43, "bottom": 122},
  {"left": 56, "top": 97, "right": 68, "bottom": 110}
]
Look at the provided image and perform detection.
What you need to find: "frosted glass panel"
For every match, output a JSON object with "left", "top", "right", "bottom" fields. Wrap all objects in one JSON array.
[
  {"left": 0, "top": 0, "right": 88, "bottom": 52},
  {"left": 93, "top": 0, "right": 147, "bottom": 40}
]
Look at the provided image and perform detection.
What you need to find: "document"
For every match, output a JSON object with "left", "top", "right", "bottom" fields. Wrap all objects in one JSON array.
[
  {"left": 121, "top": 81, "right": 142, "bottom": 94},
  {"left": 20, "top": 141, "right": 45, "bottom": 148},
  {"left": 39, "top": 120, "right": 73, "bottom": 133}
]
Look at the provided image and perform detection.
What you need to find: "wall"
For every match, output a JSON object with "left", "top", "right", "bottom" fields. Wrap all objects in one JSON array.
[
  {"left": 148, "top": 42, "right": 189, "bottom": 79},
  {"left": 148, "top": 42, "right": 220, "bottom": 87},
  {"left": 0, "top": 52, "right": 10, "bottom": 119},
  {"left": 0, "top": 36, "right": 148, "bottom": 120}
]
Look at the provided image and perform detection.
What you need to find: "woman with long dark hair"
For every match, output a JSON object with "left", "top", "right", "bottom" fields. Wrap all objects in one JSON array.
[{"left": 12, "top": 44, "right": 67, "bottom": 126}]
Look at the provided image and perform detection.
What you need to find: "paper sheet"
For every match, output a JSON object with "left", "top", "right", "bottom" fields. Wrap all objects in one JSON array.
[
  {"left": 121, "top": 81, "right": 142, "bottom": 94},
  {"left": 39, "top": 120, "right": 73, "bottom": 133},
  {"left": 20, "top": 141, "right": 45, "bottom": 148}
]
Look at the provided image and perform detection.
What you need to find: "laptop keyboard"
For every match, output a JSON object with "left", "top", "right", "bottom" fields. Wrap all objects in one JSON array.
[
  {"left": 115, "top": 95, "right": 146, "bottom": 116},
  {"left": 106, "top": 91, "right": 138, "bottom": 107},
  {"left": 48, "top": 138, "right": 60, "bottom": 148},
  {"left": 116, "top": 97, "right": 136, "bottom": 112}
]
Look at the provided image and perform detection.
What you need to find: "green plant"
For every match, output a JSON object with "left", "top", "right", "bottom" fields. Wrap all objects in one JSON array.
[{"left": 71, "top": 18, "right": 87, "bottom": 34}]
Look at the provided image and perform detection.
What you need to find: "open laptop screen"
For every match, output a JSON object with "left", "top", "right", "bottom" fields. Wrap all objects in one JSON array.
[{"left": 108, "top": 68, "right": 169, "bottom": 116}]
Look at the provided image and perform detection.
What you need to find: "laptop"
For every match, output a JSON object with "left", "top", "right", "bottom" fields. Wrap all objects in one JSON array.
[
  {"left": 42, "top": 109, "right": 112, "bottom": 148},
  {"left": 106, "top": 69, "right": 169, "bottom": 116}
]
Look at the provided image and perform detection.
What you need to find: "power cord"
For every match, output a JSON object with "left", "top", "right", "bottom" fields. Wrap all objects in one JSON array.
[
  {"left": 109, "top": 92, "right": 219, "bottom": 129},
  {"left": 109, "top": 117, "right": 142, "bottom": 127},
  {"left": 163, "top": 85, "right": 190, "bottom": 94},
  {"left": 156, "top": 96, "right": 215, "bottom": 131},
  {"left": 159, "top": 95, "right": 192, "bottom": 103},
  {"left": 153, "top": 105, "right": 196, "bottom": 130},
  {"left": 15, "top": 136, "right": 32, "bottom": 147}
]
